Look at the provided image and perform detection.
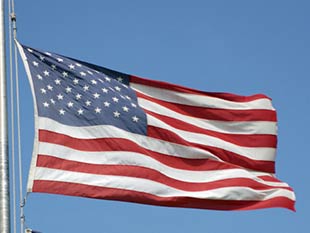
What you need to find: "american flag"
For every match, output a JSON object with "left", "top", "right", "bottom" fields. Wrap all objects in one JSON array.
[{"left": 17, "top": 41, "right": 295, "bottom": 211}]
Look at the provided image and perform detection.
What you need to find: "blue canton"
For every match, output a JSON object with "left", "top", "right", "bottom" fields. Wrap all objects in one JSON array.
[{"left": 23, "top": 45, "right": 147, "bottom": 135}]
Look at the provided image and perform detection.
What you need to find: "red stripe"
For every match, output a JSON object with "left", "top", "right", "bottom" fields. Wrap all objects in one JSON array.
[
  {"left": 136, "top": 91, "right": 277, "bottom": 122},
  {"left": 39, "top": 130, "right": 275, "bottom": 173},
  {"left": 146, "top": 126, "right": 275, "bottom": 173},
  {"left": 258, "top": 176, "right": 283, "bottom": 182},
  {"left": 32, "top": 180, "right": 295, "bottom": 211},
  {"left": 131, "top": 75, "right": 272, "bottom": 102},
  {"left": 38, "top": 130, "right": 238, "bottom": 171},
  {"left": 37, "top": 155, "right": 292, "bottom": 192},
  {"left": 146, "top": 110, "right": 277, "bottom": 148}
]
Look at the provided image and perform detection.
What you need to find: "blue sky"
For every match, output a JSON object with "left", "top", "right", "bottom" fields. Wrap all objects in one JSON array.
[{"left": 7, "top": 0, "right": 309, "bottom": 232}]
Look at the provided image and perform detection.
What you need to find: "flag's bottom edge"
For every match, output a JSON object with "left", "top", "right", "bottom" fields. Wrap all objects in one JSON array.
[{"left": 30, "top": 180, "right": 295, "bottom": 212}]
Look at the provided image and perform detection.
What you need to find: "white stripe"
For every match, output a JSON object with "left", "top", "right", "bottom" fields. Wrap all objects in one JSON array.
[
  {"left": 38, "top": 117, "right": 275, "bottom": 162},
  {"left": 38, "top": 142, "right": 287, "bottom": 187},
  {"left": 34, "top": 167, "right": 295, "bottom": 201},
  {"left": 147, "top": 115, "right": 276, "bottom": 161},
  {"left": 38, "top": 117, "right": 223, "bottom": 161},
  {"left": 131, "top": 83, "right": 275, "bottom": 110},
  {"left": 138, "top": 98, "right": 277, "bottom": 135}
]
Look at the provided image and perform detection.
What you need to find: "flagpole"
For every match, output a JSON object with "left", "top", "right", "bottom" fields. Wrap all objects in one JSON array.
[{"left": 0, "top": 0, "right": 10, "bottom": 232}]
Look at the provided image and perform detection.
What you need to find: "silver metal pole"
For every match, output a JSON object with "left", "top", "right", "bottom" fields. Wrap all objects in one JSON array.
[{"left": 0, "top": 0, "right": 10, "bottom": 232}]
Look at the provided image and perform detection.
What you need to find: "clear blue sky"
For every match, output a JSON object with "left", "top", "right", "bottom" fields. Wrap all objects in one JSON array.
[{"left": 8, "top": 0, "right": 309, "bottom": 232}]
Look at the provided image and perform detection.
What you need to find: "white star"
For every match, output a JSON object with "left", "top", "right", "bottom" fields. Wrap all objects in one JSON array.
[
  {"left": 57, "top": 94, "right": 64, "bottom": 100},
  {"left": 80, "top": 71, "right": 86, "bottom": 76},
  {"left": 47, "top": 85, "right": 53, "bottom": 91},
  {"left": 62, "top": 71, "right": 68, "bottom": 77},
  {"left": 45, "top": 52, "right": 52, "bottom": 56},
  {"left": 115, "top": 86, "right": 121, "bottom": 91},
  {"left": 76, "top": 63, "right": 82, "bottom": 67},
  {"left": 117, "top": 77, "right": 123, "bottom": 82},
  {"left": 77, "top": 108, "right": 84, "bottom": 115},
  {"left": 122, "top": 106, "right": 129, "bottom": 112},
  {"left": 39, "top": 56, "right": 45, "bottom": 61},
  {"left": 83, "top": 85, "right": 89, "bottom": 91},
  {"left": 68, "top": 64, "right": 75, "bottom": 70},
  {"left": 27, "top": 48, "right": 33, "bottom": 53},
  {"left": 125, "top": 95, "right": 131, "bottom": 100},
  {"left": 32, "top": 61, "right": 39, "bottom": 67},
  {"left": 102, "top": 88, "right": 108, "bottom": 93},
  {"left": 132, "top": 116, "right": 139, "bottom": 122},
  {"left": 95, "top": 107, "right": 102, "bottom": 113},
  {"left": 105, "top": 77, "right": 111, "bottom": 82},
  {"left": 65, "top": 86, "right": 72, "bottom": 93},
  {"left": 67, "top": 102, "right": 74, "bottom": 108},
  {"left": 37, "top": 74, "right": 43, "bottom": 80},
  {"left": 40, "top": 88, "right": 47, "bottom": 94},
  {"left": 73, "top": 79, "right": 79, "bottom": 85},
  {"left": 50, "top": 99, "right": 56, "bottom": 104},
  {"left": 43, "top": 70, "right": 49, "bottom": 76},
  {"left": 131, "top": 103, "right": 137, "bottom": 108},
  {"left": 55, "top": 79, "right": 61, "bottom": 85},
  {"left": 99, "top": 78, "right": 104, "bottom": 83},
  {"left": 87, "top": 70, "right": 93, "bottom": 75},
  {"left": 93, "top": 93, "right": 100, "bottom": 99},
  {"left": 103, "top": 101, "right": 110, "bottom": 107},
  {"left": 85, "top": 100, "right": 91, "bottom": 106},
  {"left": 91, "top": 80, "right": 97, "bottom": 85},
  {"left": 51, "top": 65, "right": 57, "bottom": 70},
  {"left": 57, "top": 58, "right": 64, "bottom": 62},
  {"left": 43, "top": 102, "right": 49, "bottom": 108},
  {"left": 76, "top": 93, "right": 82, "bottom": 100},
  {"left": 113, "top": 111, "right": 120, "bottom": 118},
  {"left": 59, "top": 109, "right": 65, "bottom": 115},
  {"left": 112, "top": 97, "right": 119, "bottom": 103}
]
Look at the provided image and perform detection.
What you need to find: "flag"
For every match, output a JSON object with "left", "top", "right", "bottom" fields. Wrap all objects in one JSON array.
[{"left": 17, "top": 41, "right": 295, "bottom": 211}]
